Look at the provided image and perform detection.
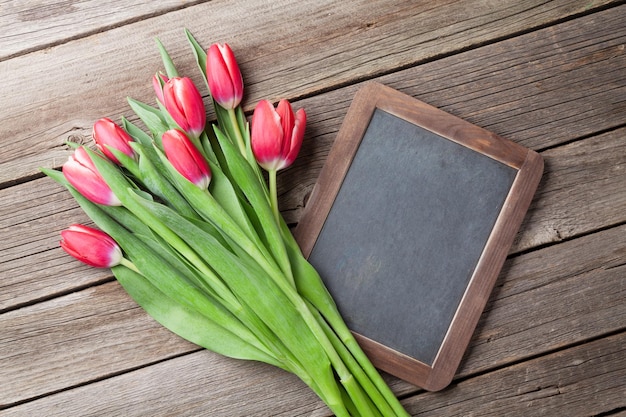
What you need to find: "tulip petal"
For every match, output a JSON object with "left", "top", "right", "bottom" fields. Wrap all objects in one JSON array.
[
  {"left": 63, "top": 148, "right": 122, "bottom": 206},
  {"left": 284, "top": 108, "right": 307, "bottom": 168},
  {"left": 251, "top": 99, "right": 306, "bottom": 171},
  {"left": 276, "top": 100, "right": 295, "bottom": 159},
  {"left": 251, "top": 100, "right": 284, "bottom": 171},
  {"left": 60, "top": 224, "right": 122, "bottom": 268},
  {"left": 93, "top": 117, "right": 135, "bottom": 164},
  {"left": 206, "top": 43, "right": 243, "bottom": 110},
  {"left": 163, "top": 77, "right": 206, "bottom": 138},
  {"left": 162, "top": 129, "right": 211, "bottom": 189}
]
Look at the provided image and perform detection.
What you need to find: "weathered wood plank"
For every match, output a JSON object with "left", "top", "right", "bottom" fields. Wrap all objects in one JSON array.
[
  {"left": 378, "top": 13, "right": 626, "bottom": 151},
  {"left": 2, "top": 3, "right": 624, "bottom": 414},
  {"left": 2, "top": 350, "right": 330, "bottom": 417},
  {"left": 513, "top": 127, "right": 626, "bottom": 251},
  {"left": 0, "top": 178, "right": 105, "bottom": 312},
  {"left": 0, "top": 281, "right": 199, "bottom": 408},
  {"left": 403, "top": 333, "right": 626, "bottom": 416},
  {"left": 1, "top": 222, "right": 623, "bottom": 410},
  {"left": 0, "top": 0, "right": 619, "bottom": 185},
  {"left": 0, "top": 0, "right": 205, "bottom": 61}
]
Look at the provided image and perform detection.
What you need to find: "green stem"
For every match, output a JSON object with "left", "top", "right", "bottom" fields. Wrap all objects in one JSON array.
[
  {"left": 125, "top": 191, "right": 243, "bottom": 313},
  {"left": 320, "top": 306, "right": 408, "bottom": 417},
  {"left": 269, "top": 169, "right": 280, "bottom": 225},
  {"left": 201, "top": 190, "right": 290, "bottom": 286},
  {"left": 119, "top": 257, "right": 140, "bottom": 274},
  {"left": 227, "top": 108, "right": 246, "bottom": 156},
  {"left": 248, "top": 259, "right": 377, "bottom": 415},
  {"left": 311, "top": 301, "right": 393, "bottom": 417}
]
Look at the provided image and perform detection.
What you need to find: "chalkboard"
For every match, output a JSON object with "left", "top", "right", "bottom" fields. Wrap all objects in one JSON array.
[{"left": 294, "top": 82, "right": 543, "bottom": 391}]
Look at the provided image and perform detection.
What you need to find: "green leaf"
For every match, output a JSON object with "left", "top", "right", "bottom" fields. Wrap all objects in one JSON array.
[
  {"left": 185, "top": 29, "right": 208, "bottom": 87},
  {"left": 112, "top": 265, "right": 284, "bottom": 367},
  {"left": 199, "top": 130, "right": 220, "bottom": 168},
  {"left": 122, "top": 117, "right": 153, "bottom": 147},
  {"left": 107, "top": 146, "right": 140, "bottom": 177},
  {"left": 65, "top": 141, "right": 81, "bottom": 150},
  {"left": 40, "top": 167, "right": 66, "bottom": 184},
  {"left": 129, "top": 142, "right": 198, "bottom": 218},
  {"left": 151, "top": 143, "right": 284, "bottom": 285},
  {"left": 127, "top": 97, "right": 169, "bottom": 139},
  {"left": 213, "top": 101, "right": 232, "bottom": 136},
  {"left": 155, "top": 37, "right": 179, "bottom": 78},
  {"left": 102, "top": 205, "right": 156, "bottom": 240},
  {"left": 208, "top": 162, "right": 266, "bottom": 247}
]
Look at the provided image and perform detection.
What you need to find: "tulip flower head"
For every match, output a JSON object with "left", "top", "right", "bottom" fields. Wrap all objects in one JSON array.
[
  {"left": 206, "top": 43, "right": 244, "bottom": 110},
  {"left": 62, "top": 147, "right": 122, "bottom": 206},
  {"left": 152, "top": 72, "right": 169, "bottom": 104},
  {"left": 60, "top": 224, "right": 123, "bottom": 268},
  {"left": 251, "top": 99, "right": 306, "bottom": 172},
  {"left": 162, "top": 129, "right": 211, "bottom": 189},
  {"left": 92, "top": 117, "right": 135, "bottom": 164},
  {"left": 162, "top": 77, "right": 206, "bottom": 139}
]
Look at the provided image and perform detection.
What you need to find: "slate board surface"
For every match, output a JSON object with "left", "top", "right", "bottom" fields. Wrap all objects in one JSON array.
[{"left": 309, "top": 109, "right": 517, "bottom": 365}]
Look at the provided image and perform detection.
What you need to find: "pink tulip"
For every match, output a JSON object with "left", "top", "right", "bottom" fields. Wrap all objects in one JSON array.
[
  {"left": 162, "top": 77, "right": 206, "bottom": 139},
  {"left": 92, "top": 117, "right": 135, "bottom": 164},
  {"left": 206, "top": 43, "right": 243, "bottom": 110},
  {"left": 251, "top": 99, "right": 306, "bottom": 171},
  {"left": 162, "top": 129, "right": 211, "bottom": 189},
  {"left": 62, "top": 147, "right": 122, "bottom": 206},
  {"left": 60, "top": 224, "right": 123, "bottom": 268},
  {"left": 152, "top": 72, "right": 169, "bottom": 104}
]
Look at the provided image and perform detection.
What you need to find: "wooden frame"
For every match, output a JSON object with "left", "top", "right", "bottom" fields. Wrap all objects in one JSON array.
[{"left": 294, "top": 82, "right": 543, "bottom": 391}]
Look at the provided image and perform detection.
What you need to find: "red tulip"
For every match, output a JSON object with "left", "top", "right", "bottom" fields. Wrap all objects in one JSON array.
[
  {"left": 251, "top": 99, "right": 306, "bottom": 171},
  {"left": 162, "top": 129, "right": 211, "bottom": 189},
  {"left": 92, "top": 117, "right": 135, "bottom": 164},
  {"left": 60, "top": 224, "right": 123, "bottom": 268},
  {"left": 162, "top": 77, "right": 206, "bottom": 139},
  {"left": 152, "top": 72, "right": 169, "bottom": 104},
  {"left": 206, "top": 43, "right": 243, "bottom": 110},
  {"left": 62, "top": 147, "right": 122, "bottom": 206}
]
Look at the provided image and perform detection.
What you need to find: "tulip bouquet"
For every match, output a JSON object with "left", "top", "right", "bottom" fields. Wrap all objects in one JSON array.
[{"left": 43, "top": 30, "right": 408, "bottom": 417}]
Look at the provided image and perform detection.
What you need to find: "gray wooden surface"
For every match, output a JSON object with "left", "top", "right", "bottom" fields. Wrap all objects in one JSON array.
[{"left": 1, "top": 1, "right": 624, "bottom": 415}]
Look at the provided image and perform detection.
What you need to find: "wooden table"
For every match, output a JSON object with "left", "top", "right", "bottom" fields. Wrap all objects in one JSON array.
[{"left": 1, "top": 1, "right": 625, "bottom": 415}]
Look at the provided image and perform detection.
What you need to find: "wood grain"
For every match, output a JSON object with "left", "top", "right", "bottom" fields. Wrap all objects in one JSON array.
[
  {"left": 404, "top": 332, "right": 626, "bottom": 416},
  {"left": 0, "top": 282, "right": 198, "bottom": 407},
  {"left": 0, "top": 0, "right": 618, "bottom": 185},
  {"left": 1, "top": 350, "right": 330, "bottom": 417},
  {"left": 0, "top": 179, "right": 103, "bottom": 312},
  {"left": 0, "top": 1, "right": 204, "bottom": 61},
  {"left": 513, "top": 127, "right": 626, "bottom": 252}
]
